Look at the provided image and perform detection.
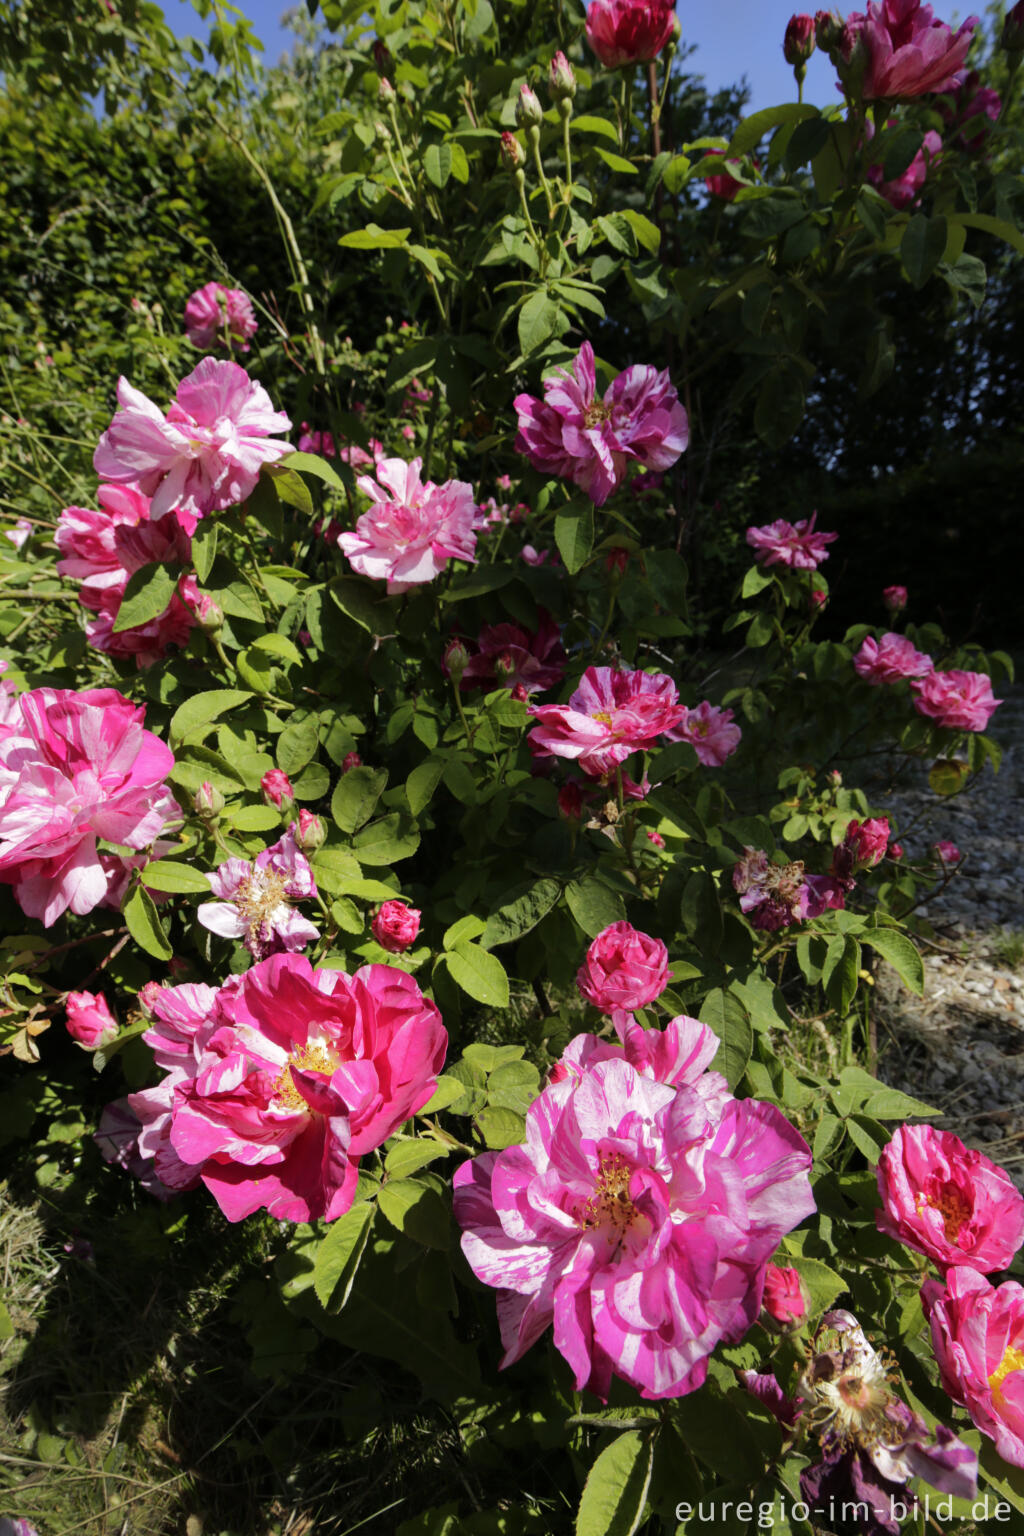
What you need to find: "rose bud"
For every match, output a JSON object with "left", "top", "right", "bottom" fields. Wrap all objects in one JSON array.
[
  {"left": 605, "top": 547, "right": 629, "bottom": 577},
  {"left": 378, "top": 76, "right": 397, "bottom": 105},
  {"left": 500, "top": 130, "right": 526, "bottom": 172},
  {"left": 342, "top": 751, "right": 363, "bottom": 774},
  {"left": 932, "top": 840, "right": 962, "bottom": 866},
  {"left": 372, "top": 899, "right": 422, "bottom": 953},
  {"left": 195, "top": 593, "right": 224, "bottom": 634},
  {"left": 889, "top": 842, "right": 904, "bottom": 860},
  {"left": 443, "top": 636, "right": 470, "bottom": 684},
  {"left": 883, "top": 584, "right": 908, "bottom": 616},
  {"left": 194, "top": 780, "right": 225, "bottom": 821},
  {"left": 515, "top": 82, "right": 544, "bottom": 130},
  {"left": 762, "top": 1263, "right": 808, "bottom": 1328},
  {"left": 784, "top": 13, "right": 817, "bottom": 67},
  {"left": 549, "top": 49, "right": 577, "bottom": 101},
  {"left": 558, "top": 781, "right": 585, "bottom": 820},
  {"left": 137, "top": 981, "right": 163, "bottom": 1018},
  {"left": 261, "top": 768, "right": 294, "bottom": 811},
  {"left": 292, "top": 809, "right": 326, "bottom": 855},
  {"left": 511, "top": 682, "right": 528, "bottom": 703},
  {"left": 372, "top": 36, "right": 393, "bottom": 74},
  {"left": 65, "top": 991, "right": 118, "bottom": 1051}
]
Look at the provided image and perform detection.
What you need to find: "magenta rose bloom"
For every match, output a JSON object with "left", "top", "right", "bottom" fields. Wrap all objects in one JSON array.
[
  {"left": 846, "top": 0, "right": 978, "bottom": 101},
  {"left": 664, "top": 700, "right": 742, "bottom": 767},
  {"left": 372, "top": 899, "right": 422, "bottom": 953},
  {"left": 338, "top": 456, "right": 477, "bottom": 594},
  {"left": 528, "top": 665, "right": 685, "bottom": 779},
  {"left": 513, "top": 342, "right": 688, "bottom": 508},
  {"left": 453, "top": 1018, "right": 814, "bottom": 1399},
  {"left": 923, "top": 1267, "right": 1024, "bottom": 1469},
  {"left": 867, "top": 124, "right": 943, "bottom": 208},
  {"left": 261, "top": 768, "right": 294, "bottom": 810},
  {"left": 912, "top": 668, "right": 1002, "bottom": 731},
  {"left": 94, "top": 358, "right": 292, "bottom": 522},
  {"left": 0, "top": 687, "right": 180, "bottom": 926},
  {"left": 198, "top": 829, "right": 319, "bottom": 959},
  {"left": 746, "top": 511, "right": 837, "bottom": 570},
  {"left": 704, "top": 151, "right": 748, "bottom": 201},
  {"left": 876, "top": 1124, "right": 1024, "bottom": 1273},
  {"left": 854, "top": 632, "right": 933, "bottom": 684},
  {"left": 184, "top": 281, "right": 258, "bottom": 352},
  {"left": 66, "top": 990, "right": 119, "bottom": 1050},
  {"left": 762, "top": 1263, "right": 808, "bottom": 1327},
  {"left": 460, "top": 611, "right": 567, "bottom": 696},
  {"left": 577, "top": 921, "right": 669, "bottom": 1014},
  {"left": 933, "top": 839, "right": 962, "bottom": 865},
  {"left": 584, "top": 0, "right": 675, "bottom": 68},
  {"left": 138, "top": 955, "right": 447, "bottom": 1223},
  {"left": 831, "top": 817, "right": 891, "bottom": 882}
]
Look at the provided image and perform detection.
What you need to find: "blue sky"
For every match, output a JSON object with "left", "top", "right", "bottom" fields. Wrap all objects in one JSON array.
[{"left": 162, "top": 0, "right": 843, "bottom": 111}]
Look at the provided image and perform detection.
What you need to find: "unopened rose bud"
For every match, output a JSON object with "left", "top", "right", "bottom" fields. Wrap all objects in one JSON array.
[
  {"left": 558, "top": 781, "right": 585, "bottom": 820},
  {"left": 373, "top": 118, "right": 392, "bottom": 145},
  {"left": 511, "top": 682, "right": 528, "bottom": 703},
  {"left": 500, "top": 130, "right": 526, "bottom": 172},
  {"left": 549, "top": 50, "right": 577, "bottom": 102},
  {"left": 494, "top": 650, "right": 516, "bottom": 682},
  {"left": 932, "top": 840, "right": 962, "bottom": 866},
  {"left": 883, "top": 584, "right": 908, "bottom": 616},
  {"left": 444, "top": 636, "right": 470, "bottom": 683},
  {"left": 65, "top": 991, "right": 119, "bottom": 1051},
  {"left": 646, "top": 829, "right": 666, "bottom": 849},
  {"left": 378, "top": 75, "right": 397, "bottom": 105},
  {"left": 342, "top": 751, "right": 362, "bottom": 774},
  {"left": 261, "top": 769, "right": 294, "bottom": 812},
  {"left": 372, "top": 37, "right": 393, "bottom": 74},
  {"left": 138, "top": 980, "right": 163, "bottom": 1018},
  {"left": 889, "top": 842, "right": 904, "bottom": 861},
  {"left": 811, "top": 589, "right": 827, "bottom": 610},
  {"left": 827, "top": 769, "right": 843, "bottom": 787},
  {"left": 835, "top": 20, "right": 868, "bottom": 96},
  {"left": 784, "top": 13, "right": 816, "bottom": 68},
  {"left": 605, "top": 547, "right": 629, "bottom": 578},
  {"left": 515, "top": 82, "right": 544, "bottom": 130},
  {"left": 194, "top": 780, "right": 225, "bottom": 821},
  {"left": 195, "top": 594, "right": 224, "bottom": 634},
  {"left": 814, "top": 8, "right": 840, "bottom": 50},
  {"left": 292, "top": 809, "right": 326, "bottom": 855},
  {"left": 1003, "top": 0, "right": 1024, "bottom": 55},
  {"left": 762, "top": 1263, "right": 808, "bottom": 1329}
]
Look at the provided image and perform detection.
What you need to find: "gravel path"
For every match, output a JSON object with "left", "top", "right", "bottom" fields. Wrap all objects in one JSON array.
[{"left": 872, "top": 677, "right": 1024, "bottom": 1185}]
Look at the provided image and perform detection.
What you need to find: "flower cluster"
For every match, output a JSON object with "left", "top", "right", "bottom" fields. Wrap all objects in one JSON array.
[
  {"left": 338, "top": 456, "right": 477, "bottom": 593},
  {"left": 126, "top": 954, "right": 447, "bottom": 1222},
  {"left": 514, "top": 342, "right": 688, "bottom": 507},
  {"left": 454, "top": 1011, "right": 814, "bottom": 1399}
]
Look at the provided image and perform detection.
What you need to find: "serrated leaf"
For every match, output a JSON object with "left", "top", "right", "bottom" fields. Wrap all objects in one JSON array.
[
  {"left": 785, "top": 1254, "right": 847, "bottom": 1317},
  {"left": 518, "top": 290, "right": 559, "bottom": 357},
  {"left": 331, "top": 766, "right": 387, "bottom": 834},
  {"left": 423, "top": 142, "right": 452, "bottom": 188},
  {"left": 564, "top": 877, "right": 625, "bottom": 938},
  {"left": 407, "top": 757, "right": 445, "bottom": 816},
  {"left": 418, "top": 1075, "right": 465, "bottom": 1115},
  {"left": 445, "top": 943, "right": 509, "bottom": 1008},
  {"left": 700, "top": 989, "right": 752, "bottom": 1089},
  {"left": 113, "top": 562, "right": 180, "bottom": 633},
  {"left": 554, "top": 501, "right": 594, "bottom": 574},
  {"left": 482, "top": 878, "right": 561, "bottom": 949},
  {"left": 277, "top": 713, "right": 321, "bottom": 776},
  {"left": 575, "top": 1430, "right": 654, "bottom": 1536},
  {"left": 384, "top": 1140, "right": 450, "bottom": 1179},
  {"left": 312, "top": 1201, "right": 375, "bottom": 1311},
  {"left": 352, "top": 813, "right": 420, "bottom": 865},
  {"left": 140, "top": 859, "right": 214, "bottom": 894},
  {"left": 192, "top": 521, "right": 218, "bottom": 583},
  {"left": 474, "top": 1105, "right": 526, "bottom": 1149},
  {"left": 169, "top": 689, "right": 255, "bottom": 749},
  {"left": 376, "top": 1177, "right": 450, "bottom": 1249},
  {"left": 123, "top": 885, "right": 173, "bottom": 961},
  {"left": 862, "top": 928, "right": 924, "bottom": 997}
]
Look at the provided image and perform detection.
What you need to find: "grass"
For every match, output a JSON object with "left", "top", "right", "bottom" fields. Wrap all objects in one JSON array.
[{"left": 992, "top": 927, "right": 1024, "bottom": 972}]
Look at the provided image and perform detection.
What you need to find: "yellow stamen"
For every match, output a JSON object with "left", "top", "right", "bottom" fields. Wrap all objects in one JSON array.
[
  {"left": 916, "top": 1182, "right": 972, "bottom": 1243},
  {"left": 273, "top": 1040, "right": 338, "bottom": 1114},
  {"left": 592, "top": 711, "right": 614, "bottom": 726},
  {"left": 989, "top": 1345, "right": 1024, "bottom": 1404},
  {"left": 584, "top": 401, "right": 613, "bottom": 429},
  {"left": 579, "top": 1153, "right": 638, "bottom": 1232}
]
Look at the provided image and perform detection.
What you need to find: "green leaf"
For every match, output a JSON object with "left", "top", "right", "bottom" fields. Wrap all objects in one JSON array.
[
  {"left": 518, "top": 290, "right": 559, "bottom": 357},
  {"left": 0, "top": 1300, "right": 13, "bottom": 1340},
  {"left": 377, "top": 1177, "right": 450, "bottom": 1249},
  {"left": 482, "top": 878, "right": 561, "bottom": 949},
  {"left": 352, "top": 813, "right": 420, "bottom": 865},
  {"left": 474, "top": 1106, "right": 526, "bottom": 1149},
  {"left": 418, "top": 1075, "right": 465, "bottom": 1115},
  {"left": 423, "top": 142, "right": 452, "bottom": 188},
  {"left": 824, "top": 933, "right": 861, "bottom": 1017},
  {"left": 277, "top": 714, "right": 321, "bottom": 777},
  {"left": 309, "top": 847, "right": 362, "bottom": 895},
  {"left": 860, "top": 1085, "right": 938, "bottom": 1120},
  {"left": 229, "top": 805, "right": 282, "bottom": 832},
  {"left": 338, "top": 223, "right": 411, "bottom": 249},
  {"left": 575, "top": 1430, "right": 655, "bottom": 1536},
  {"left": 754, "top": 365, "right": 806, "bottom": 448},
  {"left": 929, "top": 757, "right": 970, "bottom": 796},
  {"left": 331, "top": 766, "right": 387, "bottom": 834},
  {"left": 487, "top": 1059, "right": 540, "bottom": 1113},
  {"left": 700, "top": 989, "right": 752, "bottom": 1089},
  {"left": 268, "top": 465, "right": 313, "bottom": 516},
  {"left": 384, "top": 1140, "right": 450, "bottom": 1179},
  {"left": 445, "top": 943, "right": 509, "bottom": 1008},
  {"left": 951, "top": 211, "right": 1024, "bottom": 257},
  {"left": 728, "top": 103, "right": 817, "bottom": 159},
  {"left": 901, "top": 213, "right": 947, "bottom": 289},
  {"left": 329, "top": 577, "right": 381, "bottom": 633},
  {"left": 407, "top": 757, "right": 445, "bottom": 817},
  {"left": 785, "top": 1254, "right": 847, "bottom": 1317},
  {"left": 140, "top": 859, "right": 212, "bottom": 894},
  {"left": 783, "top": 114, "right": 829, "bottom": 171},
  {"left": 592, "top": 146, "right": 637, "bottom": 175},
  {"left": 169, "top": 690, "right": 255, "bottom": 749},
  {"left": 192, "top": 521, "right": 218, "bottom": 584},
  {"left": 617, "top": 209, "right": 660, "bottom": 253},
  {"left": 572, "top": 114, "right": 619, "bottom": 142},
  {"left": 564, "top": 877, "right": 625, "bottom": 938},
  {"left": 123, "top": 885, "right": 172, "bottom": 961},
  {"left": 554, "top": 501, "right": 594, "bottom": 574},
  {"left": 862, "top": 928, "right": 924, "bottom": 997},
  {"left": 312, "top": 1201, "right": 375, "bottom": 1311},
  {"left": 283, "top": 449, "right": 345, "bottom": 491},
  {"left": 112, "top": 561, "right": 180, "bottom": 633}
]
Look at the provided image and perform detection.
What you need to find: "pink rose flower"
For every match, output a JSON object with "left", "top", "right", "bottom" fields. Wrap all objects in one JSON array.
[
  {"left": 664, "top": 700, "right": 742, "bottom": 767},
  {"left": 745, "top": 511, "right": 837, "bottom": 569},
  {"left": 460, "top": 611, "right": 567, "bottom": 696},
  {"left": 56, "top": 484, "right": 199, "bottom": 668},
  {"left": 198, "top": 829, "right": 319, "bottom": 959},
  {"left": 372, "top": 899, "right": 421, "bottom": 953},
  {"left": 933, "top": 839, "right": 962, "bottom": 865},
  {"left": 338, "top": 457, "right": 477, "bottom": 594},
  {"left": 576, "top": 921, "right": 669, "bottom": 1014},
  {"left": 733, "top": 847, "right": 845, "bottom": 931},
  {"left": 831, "top": 816, "right": 890, "bottom": 882},
  {"left": 342, "top": 751, "right": 362, "bottom": 773},
  {"left": 453, "top": 1020, "right": 814, "bottom": 1399},
  {"left": 183, "top": 282, "right": 258, "bottom": 352},
  {"left": 867, "top": 123, "right": 943, "bottom": 207},
  {"left": 145, "top": 953, "right": 447, "bottom": 1223},
  {"left": 527, "top": 665, "right": 685, "bottom": 778},
  {"left": 876, "top": 1124, "right": 1024, "bottom": 1273},
  {"left": 513, "top": 341, "right": 688, "bottom": 508},
  {"left": 883, "top": 584, "right": 908, "bottom": 614},
  {"left": 912, "top": 669, "right": 1002, "bottom": 732},
  {"left": 261, "top": 768, "right": 294, "bottom": 810},
  {"left": 923, "top": 1267, "right": 1024, "bottom": 1469},
  {"left": 845, "top": 0, "right": 978, "bottom": 101},
  {"left": 66, "top": 990, "right": 119, "bottom": 1050},
  {"left": 0, "top": 687, "right": 180, "bottom": 927},
  {"left": 297, "top": 424, "right": 338, "bottom": 457},
  {"left": 94, "top": 357, "right": 292, "bottom": 522},
  {"left": 704, "top": 151, "right": 747, "bottom": 201},
  {"left": 762, "top": 1263, "right": 808, "bottom": 1327},
  {"left": 584, "top": 0, "right": 675, "bottom": 68},
  {"left": 853, "top": 632, "right": 933, "bottom": 684},
  {"left": 4, "top": 518, "right": 32, "bottom": 550},
  {"left": 646, "top": 829, "right": 665, "bottom": 848}
]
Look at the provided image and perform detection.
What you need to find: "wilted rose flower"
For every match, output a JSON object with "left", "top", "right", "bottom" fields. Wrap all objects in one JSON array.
[
  {"left": 576, "top": 921, "right": 669, "bottom": 1014},
  {"left": 138, "top": 954, "right": 447, "bottom": 1223},
  {"left": 841, "top": 0, "right": 977, "bottom": 101},
  {"left": 338, "top": 457, "right": 477, "bottom": 594},
  {"left": 923, "top": 1267, "right": 1024, "bottom": 1469},
  {"left": 198, "top": 829, "right": 319, "bottom": 959},
  {"left": 0, "top": 687, "right": 180, "bottom": 927},
  {"left": 876, "top": 1124, "right": 1024, "bottom": 1273},
  {"left": 912, "top": 669, "right": 1002, "bottom": 732},
  {"left": 854, "top": 632, "right": 933, "bottom": 684},
  {"left": 66, "top": 990, "right": 118, "bottom": 1050},
  {"left": 799, "top": 1310, "right": 977, "bottom": 1528},
  {"left": 514, "top": 341, "right": 688, "bottom": 507},
  {"left": 261, "top": 768, "right": 294, "bottom": 810},
  {"left": 454, "top": 1018, "right": 814, "bottom": 1399},
  {"left": 94, "top": 358, "right": 292, "bottom": 522},
  {"left": 665, "top": 700, "right": 742, "bottom": 767},
  {"left": 733, "top": 847, "right": 845, "bottom": 930},
  {"left": 762, "top": 1263, "right": 808, "bottom": 1327},
  {"left": 584, "top": 0, "right": 675, "bottom": 68},
  {"left": 528, "top": 666, "right": 685, "bottom": 778},
  {"left": 746, "top": 512, "right": 837, "bottom": 569},
  {"left": 741, "top": 1369, "right": 803, "bottom": 1427},
  {"left": 372, "top": 899, "right": 421, "bottom": 953},
  {"left": 183, "top": 282, "right": 258, "bottom": 352}
]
